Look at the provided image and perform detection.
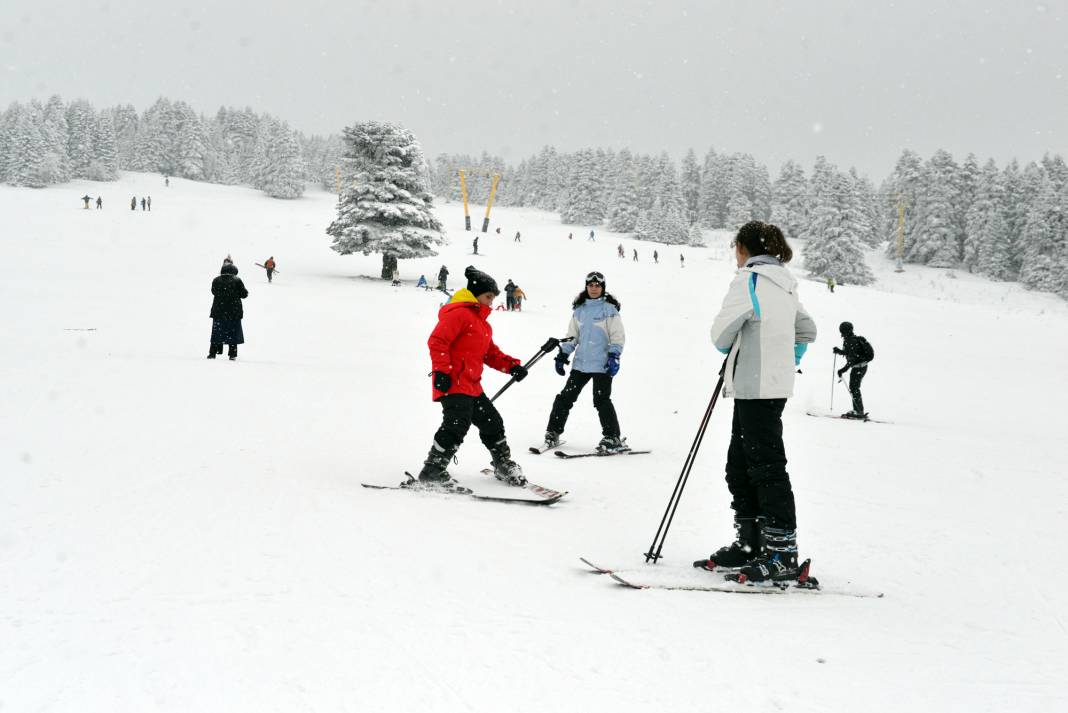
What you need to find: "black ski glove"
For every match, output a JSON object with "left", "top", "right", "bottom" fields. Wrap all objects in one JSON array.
[
  {"left": 509, "top": 364, "right": 528, "bottom": 382},
  {"left": 433, "top": 371, "right": 452, "bottom": 392},
  {"left": 837, "top": 367, "right": 847, "bottom": 378},
  {"left": 554, "top": 352, "right": 569, "bottom": 376},
  {"left": 541, "top": 337, "right": 561, "bottom": 352},
  {"left": 833, "top": 347, "right": 844, "bottom": 355}
]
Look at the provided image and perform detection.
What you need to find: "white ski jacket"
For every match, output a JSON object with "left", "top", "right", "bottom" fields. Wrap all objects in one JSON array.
[{"left": 710, "top": 256, "right": 817, "bottom": 399}]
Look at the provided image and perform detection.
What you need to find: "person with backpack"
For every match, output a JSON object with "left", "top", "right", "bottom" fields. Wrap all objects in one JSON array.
[
  {"left": 834, "top": 322, "right": 873, "bottom": 419},
  {"left": 695, "top": 221, "right": 817, "bottom": 584},
  {"left": 263, "top": 256, "right": 276, "bottom": 283},
  {"left": 541, "top": 271, "right": 627, "bottom": 454},
  {"left": 504, "top": 279, "right": 517, "bottom": 311},
  {"left": 208, "top": 258, "right": 249, "bottom": 360},
  {"left": 437, "top": 265, "right": 449, "bottom": 291}
]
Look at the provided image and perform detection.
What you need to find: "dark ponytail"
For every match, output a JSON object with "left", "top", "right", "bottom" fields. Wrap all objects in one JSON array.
[{"left": 734, "top": 220, "right": 793, "bottom": 264}]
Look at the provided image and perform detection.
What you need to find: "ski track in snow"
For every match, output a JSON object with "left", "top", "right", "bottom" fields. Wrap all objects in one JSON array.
[{"left": 2, "top": 173, "right": 1067, "bottom": 712}]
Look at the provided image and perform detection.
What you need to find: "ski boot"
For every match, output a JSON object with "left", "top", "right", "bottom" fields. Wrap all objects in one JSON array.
[
  {"left": 228, "top": 345, "right": 238, "bottom": 361},
  {"left": 543, "top": 430, "right": 562, "bottom": 450},
  {"left": 408, "top": 443, "right": 463, "bottom": 490},
  {"left": 489, "top": 441, "right": 526, "bottom": 486},
  {"left": 207, "top": 343, "right": 222, "bottom": 359},
  {"left": 596, "top": 435, "right": 630, "bottom": 454},
  {"left": 731, "top": 525, "right": 799, "bottom": 584},
  {"left": 841, "top": 411, "right": 868, "bottom": 420},
  {"left": 693, "top": 516, "right": 764, "bottom": 571}
]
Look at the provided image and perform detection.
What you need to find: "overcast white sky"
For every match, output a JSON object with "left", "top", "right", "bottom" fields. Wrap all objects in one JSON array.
[{"left": 1, "top": 0, "right": 1065, "bottom": 177}]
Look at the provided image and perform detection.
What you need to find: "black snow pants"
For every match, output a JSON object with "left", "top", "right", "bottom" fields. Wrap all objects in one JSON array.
[
  {"left": 432, "top": 393, "right": 506, "bottom": 453},
  {"left": 724, "top": 399, "right": 796, "bottom": 530},
  {"left": 849, "top": 365, "right": 867, "bottom": 414},
  {"left": 546, "top": 371, "right": 620, "bottom": 438}
]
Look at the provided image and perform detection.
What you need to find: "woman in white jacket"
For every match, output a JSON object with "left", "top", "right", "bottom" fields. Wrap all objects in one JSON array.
[{"left": 696, "top": 221, "right": 817, "bottom": 583}]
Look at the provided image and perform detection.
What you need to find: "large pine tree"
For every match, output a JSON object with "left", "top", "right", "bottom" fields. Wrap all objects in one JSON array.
[
  {"left": 327, "top": 122, "right": 445, "bottom": 279},
  {"left": 770, "top": 160, "right": 809, "bottom": 240},
  {"left": 802, "top": 161, "right": 874, "bottom": 285},
  {"left": 964, "top": 159, "right": 1013, "bottom": 280}
]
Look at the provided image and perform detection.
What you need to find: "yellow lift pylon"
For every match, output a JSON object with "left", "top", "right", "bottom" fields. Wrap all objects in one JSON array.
[{"left": 458, "top": 168, "right": 502, "bottom": 232}]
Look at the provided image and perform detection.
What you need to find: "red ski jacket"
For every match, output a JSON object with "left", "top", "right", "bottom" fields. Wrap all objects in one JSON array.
[{"left": 428, "top": 289, "right": 519, "bottom": 400}]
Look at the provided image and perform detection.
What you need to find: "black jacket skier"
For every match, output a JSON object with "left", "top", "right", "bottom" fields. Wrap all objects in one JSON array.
[
  {"left": 833, "top": 322, "right": 873, "bottom": 418},
  {"left": 208, "top": 262, "right": 248, "bottom": 360}
]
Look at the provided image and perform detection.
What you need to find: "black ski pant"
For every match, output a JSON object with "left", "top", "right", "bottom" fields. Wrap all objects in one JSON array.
[
  {"left": 266, "top": 268, "right": 274, "bottom": 283},
  {"left": 432, "top": 393, "right": 507, "bottom": 454},
  {"left": 546, "top": 370, "right": 620, "bottom": 438},
  {"left": 505, "top": 295, "right": 515, "bottom": 311},
  {"left": 724, "top": 399, "right": 796, "bottom": 530},
  {"left": 849, "top": 366, "right": 867, "bottom": 414}
]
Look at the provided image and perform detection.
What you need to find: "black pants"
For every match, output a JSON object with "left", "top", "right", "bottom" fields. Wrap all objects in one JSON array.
[
  {"left": 849, "top": 366, "right": 867, "bottom": 414},
  {"left": 266, "top": 268, "right": 274, "bottom": 283},
  {"left": 546, "top": 371, "right": 620, "bottom": 437},
  {"left": 433, "top": 393, "right": 506, "bottom": 453},
  {"left": 505, "top": 295, "right": 515, "bottom": 310},
  {"left": 724, "top": 399, "right": 796, "bottom": 529}
]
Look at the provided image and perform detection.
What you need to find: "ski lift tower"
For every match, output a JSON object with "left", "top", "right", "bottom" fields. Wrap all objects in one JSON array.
[{"left": 458, "top": 168, "right": 502, "bottom": 232}]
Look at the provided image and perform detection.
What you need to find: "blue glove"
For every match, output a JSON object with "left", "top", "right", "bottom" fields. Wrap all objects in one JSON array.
[
  {"left": 605, "top": 353, "right": 620, "bottom": 377},
  {"left": 794, "top": 343, "right": 808, "bottom": 366},
  {"left": 554, "top": 353, "right": 569, "bottom": 376}
]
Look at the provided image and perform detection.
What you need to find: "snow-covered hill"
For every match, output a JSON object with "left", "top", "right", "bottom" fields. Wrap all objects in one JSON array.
[{"left": 2, "top": 173, "right": 1066, "bottom": 712}]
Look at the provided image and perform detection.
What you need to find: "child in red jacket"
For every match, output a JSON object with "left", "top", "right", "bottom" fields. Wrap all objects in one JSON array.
[{"left": 417, "top": 266, "right": 529, "bottom": 487}]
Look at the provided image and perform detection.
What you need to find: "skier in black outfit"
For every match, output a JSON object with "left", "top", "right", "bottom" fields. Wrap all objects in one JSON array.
[
  {"left": 833, "top": 321, "right": 873, "bottom": 419},
  {"left": 504, "top": 279, "right": 517, "bottom": 311},
  {"left": 473, "top": 236, "right": 479, "bottom": 255},
  {"left": 207, "top": 260, "right": 248, "bottom": 360},
  {"left": 437, "top": 265, "right": 449, "bottom": 291}
]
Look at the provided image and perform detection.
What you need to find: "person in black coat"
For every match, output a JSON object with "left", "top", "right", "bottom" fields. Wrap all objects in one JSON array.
[
  {"left": 208, "top": 261, "right": 248, "bottom": 360},
  {"left": 833, "top": 321, "right": 873, "bottom": 418}
]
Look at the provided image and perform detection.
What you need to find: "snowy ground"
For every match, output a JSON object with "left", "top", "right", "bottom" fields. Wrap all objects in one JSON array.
[{"left": 2, "top": 173, "right": 1067, "bottom": 712}]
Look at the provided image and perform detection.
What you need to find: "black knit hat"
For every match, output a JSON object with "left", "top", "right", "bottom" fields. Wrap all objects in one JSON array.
[
  {"left": 839, "top": 321, "right": 854, "bottom": 335},
  {"left": 465, "top": 266, "right": 499, "bottom": 296}
]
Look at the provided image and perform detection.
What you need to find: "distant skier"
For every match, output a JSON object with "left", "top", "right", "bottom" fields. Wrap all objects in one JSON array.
[
  {"left": 495, "top": 227, "right": 501, "bottom": 235},
  {"left": 514, "top": 231, "right": 521, "bottom": 242},
  {"left": 632, "top": 248, "right": 638, "bottom": 262},
  {"left": 147, "top": 196, "right": 152, "bottom": 211},
  {"left": 617, "top": 243, "right": 624, "bottom": 259},
  {"left": 165, "top": 176, "right": 170, "bottom": 187},
  {"left": 391, "top": 266, "right": 401, "bottom": 286},
  {"left": 504, "top": 279, "right": 517, "bottom": 311},
  {"left": 512, "top": 285, "right": 526, "bottom": 311},
  {"left": 680, "top": 254, "right": 685, "bottom": 268},
  {"left": 542, "top": 271, "right": 628, "bottom": 454},
  {"left": 696, "top": 221, "right": 817, "bottom": 583},
  {"left": 263, "top": 256, "right": 276, "bottom": 283},
  {"left": 95, "top": 196, "right": 102, "bottom": 209},
  {"left": 654, "top": 250, "right": 659, "bottom": 264},
  {"left": 589, "top": 229, "right": 595, "bottom": 241},
  {"left": 473, "top": 235, "right": 479, "bottom": 255},
  {"left": 131, "top": 196, "right": 136, "bottom": 210},
  {"left": 826, "top": 276, "right": 836, "bottom": 293},
  {"left": 140, "top": 197, "right": 146, "bottom": 211},
  {"left": 81, "top": 195, "right": 92, "bottom": 209},
  {"left": 208, "top": 259, "right": 249, "bottom": 361},
  {"left": 568, "top": 232, "right": 573, "bottom": 240},
  {"left": 833, "top": 322, "right": 873, "bottom": 419},
  {"left": 416, "top": 266, "right": 528, "bottom": 488},
  {"left": 416, "top": 274, "right": 429, "bottom": 290},
  {"left": 437, "top": 265, "right": 449, "bottom": 291}
]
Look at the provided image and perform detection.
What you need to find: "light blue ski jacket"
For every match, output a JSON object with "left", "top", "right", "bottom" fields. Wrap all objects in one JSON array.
[{"left": 559, "top": 297, "right": 625, "bottom": 374}]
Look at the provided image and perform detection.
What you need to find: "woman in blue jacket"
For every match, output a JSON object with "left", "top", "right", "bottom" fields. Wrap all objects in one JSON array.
[{"left": 542, "top": 271, "right": 627, "bottom": 453}]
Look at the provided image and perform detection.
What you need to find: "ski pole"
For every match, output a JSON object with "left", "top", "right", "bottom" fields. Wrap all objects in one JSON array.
[
  {"left": 489, "top": 337, "right": 573, "bottom": 403},
  {"left": 830, "top": 354, "right": 837, "bottom": 412},
  {"left": 644, "top": 357, "right": 728, "bottom": 563}
]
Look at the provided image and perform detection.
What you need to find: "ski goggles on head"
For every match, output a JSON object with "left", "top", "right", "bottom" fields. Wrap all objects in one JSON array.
[{"left": 585, "top": 271, "right": 605, "bottom": 285}]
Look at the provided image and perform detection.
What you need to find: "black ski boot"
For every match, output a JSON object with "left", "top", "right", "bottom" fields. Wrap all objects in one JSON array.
[
  {"left": 733, "top": 525, "right": 799, "bottom": 583},
  {"left": 207, "top": 343, "right": 222, "bottom": 359},
  {"left": 228, "top": 344, "right": 238, "bottom": 361},
  {"left": 414, "top": 443, "right": 458, "bottom": 485},
  {"left": 693, "top": 517, "right": 763, "bottom": 571},
  {"left": 596, "top": 435, "right": 630, "bottom": 454},
  {"left": 489, "top": 441, "right": 526, "bottom": 486},
  {"left": 543, "top": 430, "right": 562, "bottom": 450}
]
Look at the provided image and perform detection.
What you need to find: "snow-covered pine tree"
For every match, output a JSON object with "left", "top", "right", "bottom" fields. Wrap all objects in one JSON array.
[
  {"left": 1018, "top": 173, "right": 1068, "bottom": 294},
  {"left": 724, "top": 168, "right": 752, "bottom": 230},
  {"left": 39, "top": 96, "right": 70, "bottom": 183},
  {"left": 88, "top": 110, "right": 118, "bottom": 181},
  {"left": 802, "top": 169, "right": 875, "bottom": 285},
  {"left": 2, "top": 103, "right": 48, "bottom": 187},
  {"left": 65, "top": 99, "right": 97, "bottom": 179},
  {"left": 687, "top": 223, "right": 705, "bottom": 247},
  {"left": 906, "top": 150, "right": 961, "bottom": 267},
  {"left": 882, "top": 149, "right": 924, "bottom": 260},
  {"left": 608, "top": 164, "right": 641, "bottom": 232},
  {"left": 770, "top": 160, "right": 809, "bottom": 241},
  {"left": 697, "top": 148, "right": 726, "bottom": 228},
  {"left": 327, "top": 121, "right": 445, "bottom": 278},
  {"left": 680, "top": 148, "right": 701, "bottom": 224},
  {"left": 964, "top": 159, "right": 1013, "bottom": 280},
  {"left": 742, "top": 155, "right": 773, "bottom": 220},
  {"left": 633, "top": 198, "right": 663, "bottom": 242},
  {"left": 659, "top": 200, "right": 689, "bottom": 244},
  {"left": 175, "top": 107, "right": 209, "bottom": 180},
  {"left": 956, "top": 153, "right": 981, "bottom": 259},
  {"left": 561, "top": 149, "right": 606, "bottom": 224},
  {"left": 1041, "top": 152, "right": 1068, "bottom": 191},
  {"left": 254, "top": 119, "right": 304, "bottom": 199},
  {"left": 108, "top": 103, "right": 139, "bottom": 171},
  {"left": 844, "top": 168, "right": 877, "bottom": 247},
  {"left": 854, "top": 172, "right": 883, "bottom": 247}
]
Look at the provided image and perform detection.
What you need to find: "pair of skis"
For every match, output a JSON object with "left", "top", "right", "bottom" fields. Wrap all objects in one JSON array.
[
  {"left": 579, "top": 557, "right": 884, "bottom": 598},
  {"left": 528, "top": 442, "right": 652, "bottom": 459},
  {"left": 362, "top": 472, "right": 566, "bottom": 506}
]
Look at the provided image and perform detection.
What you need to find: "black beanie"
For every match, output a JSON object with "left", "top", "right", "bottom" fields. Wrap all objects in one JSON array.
[
  {"left": 465, "top": 266, "right": 499, "bottom": 296},
  {"left": 839, "top": 321, "right": 854, "bottom": 335}
]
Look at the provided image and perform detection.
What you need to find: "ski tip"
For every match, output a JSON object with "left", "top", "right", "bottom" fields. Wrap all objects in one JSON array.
[{"left": 609, "top": 572, "right": 647, "bottom": 589}]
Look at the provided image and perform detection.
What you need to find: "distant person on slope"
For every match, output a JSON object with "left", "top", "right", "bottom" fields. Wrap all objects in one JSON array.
[
  {"left": 140, "top": 197, "right": 146, "bottom": 211},
  {"left": 416, "top": 274, "right": 429, "bottom": 289},
  {"left": 131, "top": 196, "right": 136, "bottom": 210},
  {"left": 437, "top": 265, "right": 449, "bottom": 291},
  {"left": 473, "top": 235, "right": 479, "bottom": 255},
  {"left": 208, "top": 260, "right": 249, "bottom": 361},
  {"left": 589, "top": 229, "right": 595, "bottom": 241},
  {"left": 416, "top": 266, "right": 528, "bottom": 488},
  {"left": 147, "top": 196, "right": 152, "bottom": 211},
  {"left": 263, "top": 256, "right": 276, "bottom": 283},
  {"left": 826, "top": 276, "right": 836, "bottom": 293},
  {"left": 695, "top": 221, "right": 817, "bottom": 584},
  {"left": 654, "top": 250, "right": 659, "bottom": 264},
  {"left": 96, "top": 196, "right": 102, "bottom": 209},
  {"left": 514, "top": 231, "right": 521, "bottom": 242},
  {"left": 632, "top": 248, "right": 638, "bottom": 262},
  {"left": 833, "top": 321, "right": 873, "bottom": 419},
  {"left": 504, "top": 279, "right": 517, "bottom": 311},
  {"left": 617, "top": 243, "right": 624, "bottom": 259},
  {"left": 81, "top": 195, "right": 92, "bottom": 209},
  {"left": 542, "top": 271, "right": 627, "bottom": 454},
  {"left": 512, "top": 285, "right": 526, "bottom": 311}
]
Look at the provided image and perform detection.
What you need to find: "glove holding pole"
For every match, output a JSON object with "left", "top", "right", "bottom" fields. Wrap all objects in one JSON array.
[{"left": 489, "top": 336, "right": 573, "bottom": 403}]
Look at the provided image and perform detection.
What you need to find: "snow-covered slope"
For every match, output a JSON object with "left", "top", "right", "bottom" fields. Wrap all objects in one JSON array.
[{"left": 2, "top": 174, "right": 1066, "bottom": 712}]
